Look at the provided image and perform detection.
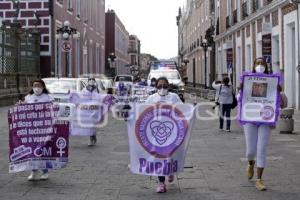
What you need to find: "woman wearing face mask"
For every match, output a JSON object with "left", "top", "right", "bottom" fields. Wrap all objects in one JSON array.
[
  {"left": 82, "top": 78, "right": 100, "bottom": 146},
  {"left": 145, "top": 77, "right": 183, "bottom": 193},
  {"left": 239, "top": 58, "right": 287, "bottom": 191},
  {"left": 23, "top": 79, "right": 53, "bottom": 181},
  {"left": 212, "top": 77, "right": 233, "bottom": 132}
]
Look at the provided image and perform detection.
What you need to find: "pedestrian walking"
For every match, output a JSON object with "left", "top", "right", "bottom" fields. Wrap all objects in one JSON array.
[
  {"left": 23, "top": 79, "right": 53, "bottom": 181},
  {"left": 238, "top": 57, "right": 288, "bottom": 191},
  {"left": 82, "top": 78, "right": 100, "bottom": 146},
  {"left": 145, "top": 77, "right": 183, "bottom": 193},
  {"left": 212, "top": 77, "right": 233, "bottom": 132}
]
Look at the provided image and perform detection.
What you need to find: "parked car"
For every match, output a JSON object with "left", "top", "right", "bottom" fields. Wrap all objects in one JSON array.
[
  {"left": 114, "top": 75, "right": 134, "bottom": 91},
  {"left": 43, "top": 77, "right": 86, "bottom": 103}
]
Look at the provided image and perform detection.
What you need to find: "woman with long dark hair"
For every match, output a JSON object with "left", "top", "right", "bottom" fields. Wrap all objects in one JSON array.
[
  {"left": 145, "top": 77, "right": 183, "bottom": 193},
  {"left": 23, "top": 79, "right": 53, "bottom": 181},
  {"left": 239, "top": 58, "right": 287, "bottom": 191}
]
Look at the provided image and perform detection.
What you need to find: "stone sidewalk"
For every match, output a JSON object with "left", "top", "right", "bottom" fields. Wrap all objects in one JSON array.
[{"left": 0, "top": 103, "right": 299, "bottom": 200}]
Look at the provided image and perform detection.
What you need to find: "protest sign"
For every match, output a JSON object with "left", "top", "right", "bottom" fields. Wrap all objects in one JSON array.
[
  {"left": 8, "top": 102, "right": 69, "bottom": 173},
  {"left": 127, "top": 104, "right": 195, "bottom": 176},
  {"left": 68, "top": 92, "right": 112, "bottom": 135},
  {"left": 131, "top": 85, "right": 151, "bottom": 103},
  {"left": 238, "top": 73, "right": 281, "bottom": 126}
]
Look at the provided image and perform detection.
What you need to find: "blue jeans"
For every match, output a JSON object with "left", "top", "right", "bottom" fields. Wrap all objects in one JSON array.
[{"left": 220, "top": 104, "right": 231, "bottom": 130}]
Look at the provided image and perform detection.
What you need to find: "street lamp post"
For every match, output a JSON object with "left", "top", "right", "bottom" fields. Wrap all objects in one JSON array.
[
  {"left": 56, "top": 20, "right": 78, "bottom": 78},
  {"left": 108, "top": 52, "right": 116, "bottom": 77},
  {"left": 200, "top": 38, "right": 211, "bottom": 89},
  {"left": 182, "top": 58, "right": 189, "bottom": 84}
]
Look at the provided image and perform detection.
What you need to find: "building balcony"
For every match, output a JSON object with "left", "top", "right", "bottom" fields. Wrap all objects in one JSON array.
[
  {"left": 252, "top": 0, "right": 259, "bottom": 13},
  {"left": 128, "top": 48, "right": 138, "bottom": 54},
  {"left": 226, "top": 16, "right": 231, "bottom": 29},
  {"left": 241, "top": 2, "right": 248, "bottom": 20},
  {"left": 216, "top": 18, "right": 220, "bottom": 35},
  {"left": 233, "top": 10, "right": 238, "bottom": 24},
  {"left": 266, "top": 0, "right": 273, "bottom": 5}
]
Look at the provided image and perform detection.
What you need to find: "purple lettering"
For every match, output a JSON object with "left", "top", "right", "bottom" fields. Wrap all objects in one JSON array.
[
  {"left": 155, "top": 162, "right": 162, "bottom": 174},
  {"left": 146, "top": 162, "right": 154, "bottom": 174},
  {"left": 163, "top": 160, "right": 171, "bottom": 175},
  {"left": 139, "top": 158, "right": 147, "bottom": 173}
]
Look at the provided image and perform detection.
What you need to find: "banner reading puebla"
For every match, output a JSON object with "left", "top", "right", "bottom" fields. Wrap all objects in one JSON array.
[
  {"left": 8, "top": 102, "right": 69, "bottom": 173},
  {"left": 127, "top": 103, "right": 195, "bottom": 176},
  {"left": 68, "top": 92, "right": 113, "bottom": 135},
  {"left": 238, "top": 73, "right": 281, "bottom": 126}
]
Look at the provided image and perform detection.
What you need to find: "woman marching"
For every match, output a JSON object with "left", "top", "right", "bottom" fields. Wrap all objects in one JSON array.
[
  {"left": 238, "top": 57, "right": 287, "bottom": 191},
  {"left": 23, "top": 79, "right": 53, "bottom": 181},
  {"left": 212, "top": 77, "right": 233, "bottom": 132},
  {"left": 145, "top": 77, "right": 183, "bottom": 193}
]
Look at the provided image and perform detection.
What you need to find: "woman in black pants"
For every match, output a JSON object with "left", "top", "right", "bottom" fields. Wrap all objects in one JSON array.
[{"left": 212, "top": 77, "right": 233, "bottom": 132}]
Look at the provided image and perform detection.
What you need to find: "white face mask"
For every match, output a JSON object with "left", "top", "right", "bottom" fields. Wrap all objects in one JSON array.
[
  {"left": 158, "top": 89, "right": 168, "bottom": 96},
  {"left": 33, "top": 87, "right": 43, "bottom": 96},
  {"left": 88, "top": 80, "right": 97, "bottom": 86},
  {"left": 255, "top": 65, "right": 266, "bottom": 73}
]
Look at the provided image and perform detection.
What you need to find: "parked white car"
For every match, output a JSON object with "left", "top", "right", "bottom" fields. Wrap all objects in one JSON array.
[{"left": 43, "top": 77, "right": 86, "bottom": 103}]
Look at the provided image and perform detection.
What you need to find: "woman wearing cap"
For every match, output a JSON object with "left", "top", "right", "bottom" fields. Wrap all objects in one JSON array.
[
  {"left": 145, "top": 77, "right": 183, "bottom": 193},
  {"left": 238, "top": 58, "right": 287, "bottom": 191}
]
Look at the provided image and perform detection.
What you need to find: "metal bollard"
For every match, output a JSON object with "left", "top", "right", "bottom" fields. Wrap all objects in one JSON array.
[{"left": 279, "top": 108, "right": 294, "bottom": 134}]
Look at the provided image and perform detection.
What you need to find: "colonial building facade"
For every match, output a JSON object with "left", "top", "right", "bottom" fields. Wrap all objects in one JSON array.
[
  {"left": 105, "top": 9, "right": 130, "bottom": 76},
  {"left": 215, "top": 0, "right": 300, "bottom": 109},
  {"left": 128, "top": 35, "right": 141, "bottom": 67},
  {"left": 0, "top": 0, "right": 106, "bottom": 77},
  {"left": 54, "top": 0, "right": 106, "bottom": 77},
  {"left": 177, "top": 0, "right": 215, "bottom": 88}
]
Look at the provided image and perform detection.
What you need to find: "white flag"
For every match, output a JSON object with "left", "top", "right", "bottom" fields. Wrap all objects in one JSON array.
[{"left": 127, "top": 103, "right": 195, "bottom": 176}]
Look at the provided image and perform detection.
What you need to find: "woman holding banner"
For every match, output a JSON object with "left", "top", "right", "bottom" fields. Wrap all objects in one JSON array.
[
  {"left": 238, "top": 58, "right": 287, "bottom": 191},
  {"left": 84, "top": 78, "right": 100, "bottom": 146},
  {"left": 23, "top": 79, "right": 53, "bottom": 181},
  {"left": 145, "top": 77, "right": 183, "bottom": 193}
]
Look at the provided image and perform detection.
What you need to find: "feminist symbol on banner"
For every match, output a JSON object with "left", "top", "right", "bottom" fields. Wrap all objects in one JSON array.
[
  {"left": 56, "top": 137, "right": 66, "bottom": 157},
  {"left": 150, "top": 121, "right": 174, "bottom": 145}
]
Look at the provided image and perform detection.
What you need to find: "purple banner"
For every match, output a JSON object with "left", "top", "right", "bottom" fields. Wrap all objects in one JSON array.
[
  {"left": 8, "top": 102, "right": 69, "bottom": 173},
  {"left": 238, "top": 72, "right": 281, "bottom": 127}
]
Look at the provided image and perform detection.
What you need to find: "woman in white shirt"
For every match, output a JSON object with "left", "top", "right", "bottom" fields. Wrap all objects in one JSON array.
[
  {"left": 212, "top": 77, "right": 233, "bottom": 132},
  {"left": 23, "top": 79, "right": 53, "bottom": 181},
  {"left": 239, "top": 58, "right": 287, "bottom": 191},
  {"left": 145, "top": 77, "right": 182, "bottom": 193}
]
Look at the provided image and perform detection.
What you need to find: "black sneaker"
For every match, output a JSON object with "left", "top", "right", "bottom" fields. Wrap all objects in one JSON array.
[{"left": 88, "top": 135, "right": 97, "bottom": 146}]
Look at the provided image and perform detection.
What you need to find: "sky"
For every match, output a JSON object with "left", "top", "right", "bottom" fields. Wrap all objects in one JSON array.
[{"left": 106, "top": 0, "right": 185, "bottom": 60}]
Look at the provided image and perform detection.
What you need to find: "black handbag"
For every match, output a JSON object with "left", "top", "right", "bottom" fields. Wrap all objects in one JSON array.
[{"left": 231, "top": 87, "right": 238, "bottom": 109}]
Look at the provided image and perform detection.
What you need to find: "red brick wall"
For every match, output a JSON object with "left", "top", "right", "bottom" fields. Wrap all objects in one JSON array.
[{"left": 0, "top": 0, "right": 51, "bottom": 56}]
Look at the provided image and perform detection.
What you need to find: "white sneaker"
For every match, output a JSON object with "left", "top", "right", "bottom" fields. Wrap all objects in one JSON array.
[
  {"left": 28, "top": 171, "right": 40, "bottom": 181},
  {"left": 40, "top": 172, "right": 49, "bottom": 180}
]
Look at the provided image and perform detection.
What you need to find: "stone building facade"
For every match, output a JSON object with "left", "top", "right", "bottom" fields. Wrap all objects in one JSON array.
[
  {"left": 177, "top": 0, "right": 215, "bottom": 88},
  {"left": 105, "top": 9, "right": 130, "bottom": 76},
  {"left": 215, "top": 0, "right": 300, "bottom": 109}
]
